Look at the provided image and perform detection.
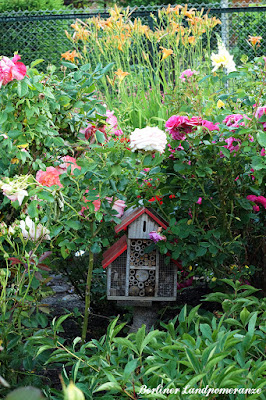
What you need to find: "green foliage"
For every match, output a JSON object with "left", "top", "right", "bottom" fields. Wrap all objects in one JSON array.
[
  {"left": 27, "top": 282, "right": 265, "bottom": 399},
  {"left": 0, "top": 0, "right": 64, "bottom": 12}
]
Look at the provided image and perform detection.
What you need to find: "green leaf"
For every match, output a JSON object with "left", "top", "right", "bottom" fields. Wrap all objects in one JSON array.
[
  {"left": 136, "top": 325, "right": 146, "bottom": 354},
  {"left": 91, "top": 242, "right": 101, "bottom": 254},
  {"left": 17, "top": 80, "right": 28, "bottom": 97},
  {"left": 27, "top": 200, "right": 39, "bottom": 218},
  {"left": 140, "top": 330, "right": 161, "bottom": 354},
  {"left": 123, "top": 359, "right": 138, "bottom": 381},
  {"left": 95, "top": 130, "right": 105, "bottom": 144},
  {"left": 38, "top": 191, "right": 56, "bottom": 202},
  {"left": 65, "top": 220, "right": 82, "bottom": 230},
  {"left": 61, "top": 61, "right": 78, "bottom": 69},
  {"left": 113, "top": 338, "right": 138, "bottom": 353},
  {"left": 185, "top": 348, "right": 201, "bottom": 373},
  {"left": 240, "top": 307, "right": 250, "bottom": 327},
  {"left": 94, "top": 382, "right": 121, "bottom": 393},
  {"left": 257, "top": 131, "right": 266, "bottom": 147},
  {"left": 30, "top": 59, "right": 44, "bottom": 68},
  {"left": 52, "top": 314, "right": 72, "bottom": 333},
  {"left": 6, "top": 387, "right": 44, "bottom": 400},
  {"left": 248, "top": 312, "right": 257, "bottom": 336},
  {"left": 8, "top": 130, "right": 22, "bottom": 139},
  {"left": 200, "top": 324, "right": 213, "bottom": 341}
]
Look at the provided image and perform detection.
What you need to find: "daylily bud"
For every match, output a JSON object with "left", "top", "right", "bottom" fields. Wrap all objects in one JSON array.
[{"left": 64, "top": 382, "right": 85, "bottom": 400}]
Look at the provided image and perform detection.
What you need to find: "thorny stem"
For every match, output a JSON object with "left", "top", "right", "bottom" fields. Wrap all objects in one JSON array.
[{"left": 81, "top": 221, "right": 99, "bottom": 344}]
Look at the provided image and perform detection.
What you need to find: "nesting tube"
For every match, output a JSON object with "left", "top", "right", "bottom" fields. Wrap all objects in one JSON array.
[
  {"left": 139, "top": 289, "right": 145, "bottom": 297},
  {"left": 138, "top": 281, "right": 144, "bottom": 289}
]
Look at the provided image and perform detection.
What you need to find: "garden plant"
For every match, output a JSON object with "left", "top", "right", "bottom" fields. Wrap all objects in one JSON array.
[{"left": 0, "top": 3, "right": 265, "bottom": 399}]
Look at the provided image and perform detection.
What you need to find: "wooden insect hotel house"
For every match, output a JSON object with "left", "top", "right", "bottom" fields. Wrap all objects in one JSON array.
[{"left": 103, "top": 207, "right": 181, "bottom": 302}]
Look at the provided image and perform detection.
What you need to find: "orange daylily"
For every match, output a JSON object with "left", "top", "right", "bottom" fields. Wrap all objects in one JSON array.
[
  {"left": 61, "top": 50, "right": 80, "bottom": 62},
  {"left": 114, "top": 69, "right": 130, "bottom": 82},
  {"left": 161, "top": 47, "right": 174, "bottom": 60},
  {"left": 248, "top": 36, "right": 262, "bottom": 46}
]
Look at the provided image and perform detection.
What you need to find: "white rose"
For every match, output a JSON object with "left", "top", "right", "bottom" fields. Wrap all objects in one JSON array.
[
  {"left": 211, "top": 42, "right": 236, "bottom": 74},
  {"left": 19, "top": 216, "right": 50, "bottom": 242},
  {"left": 129, "top": 126, "right": 167, "bottom": 153}
]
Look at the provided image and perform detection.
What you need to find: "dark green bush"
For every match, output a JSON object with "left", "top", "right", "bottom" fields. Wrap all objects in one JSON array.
[{"left": 0, "top": 0, "right": 64, "bottom": 12}]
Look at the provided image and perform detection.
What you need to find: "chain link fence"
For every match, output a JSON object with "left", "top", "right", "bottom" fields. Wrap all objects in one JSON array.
[{"left": 0, "top": 2, "right": 265, "bottom": 68}]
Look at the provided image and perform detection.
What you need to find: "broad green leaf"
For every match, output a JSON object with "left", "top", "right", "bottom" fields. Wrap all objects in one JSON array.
[
  {"left": 185, "top": 348, "right": 201, "bottom": 373},
  {"left": 240, "top": 307, "right": 250, "bottom": 327},
  {"left": 17, "top": 80, "right": 28, "bottom": 97},
  {"left": 6, "top": 387, "right": 44, "bottom": 400},
  {"left": 94, "top": 382, "right": 121, "bottom": 393},
  {"left": 140, "top": 330, "right": 161, "bottom": 353},
  {"left": 257, "top": 131, "right": 266, "bottom": 147},
  {"left": 136, "top": 325, "right": 146, "bottom": 354},
  {"left": 65, "top": 220, "right": 82, "bottom": 230},
  {"left": 90, "top": 242, "right": 101, "bottom": 254},
  {"left": 95, "top": 130, "right": 105, "bottom": 144},
  {"left": 38, "top": 191, "right": 55, "bottom": 202},
  {"left": 113, "top": 338, "right": 138, "bottom": 353}
]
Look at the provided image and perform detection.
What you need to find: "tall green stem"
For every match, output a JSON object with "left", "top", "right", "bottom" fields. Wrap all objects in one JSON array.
[{"left": 81, "top": 247, "right": 94, "bottom": 343}]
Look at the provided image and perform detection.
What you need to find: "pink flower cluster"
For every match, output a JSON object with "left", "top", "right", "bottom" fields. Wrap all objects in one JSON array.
[
  {"left": 223, "top": 113, "right": 250, "bottom": 129},
  {"left": 80, "top": 193, "right": 126, "bottom": 219},
  {"left": 106, "top": 110, "right": 123, "bottom": 136},
  {"left": 149, "top": 231, "right": 166, "bottom": 243},
  {"left": 254, "top": 106, "right": 266, "bottom": 130},
  {"left": 36, "top": 167, "right": 63, "bottom": 188},
  {"left": 179, "top": 69, "right": 197, "bottom": 82},
  {"left": 36, "top": 157, "right": 81, "bottom": 188},
  {"left": 224, "top": 137, "right": 241, "bottom": 154},
  {"left": 165, "top": 115, "right": 219, "bottom": 141},
  {"left": 0, "top": 55, "right": 27, "bottom": 87},
  {"left": 246, "top": 195, "right": 266, "bottom": 211}
]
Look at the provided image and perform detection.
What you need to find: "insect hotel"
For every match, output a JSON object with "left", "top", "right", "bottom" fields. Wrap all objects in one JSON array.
[{"left": 103, "top": 207, "right": 181, "bottom": 302}]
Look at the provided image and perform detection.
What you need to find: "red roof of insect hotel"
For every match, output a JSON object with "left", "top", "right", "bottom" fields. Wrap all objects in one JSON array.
[{"left": 102, "top": 207, "right": 182, "bottom": 270}]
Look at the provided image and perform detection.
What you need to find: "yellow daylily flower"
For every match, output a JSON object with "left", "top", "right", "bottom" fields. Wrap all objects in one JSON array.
[{"left": 161, "top": 47, "right": 173, "bottom": 60}]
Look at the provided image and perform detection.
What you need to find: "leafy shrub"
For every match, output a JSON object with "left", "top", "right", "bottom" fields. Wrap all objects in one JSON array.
[
  {"left": 28, "top": 281, "right": 266, "bottom": 399},
  {"left": 0, "top": 0, "right": 64, "bottom": 12}
]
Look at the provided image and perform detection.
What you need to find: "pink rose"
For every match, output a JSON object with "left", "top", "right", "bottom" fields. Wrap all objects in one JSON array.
[
  {"left": 196, "top": 197, "right": 202, "bottom": 205},
  {"left": 254, "top": 106, "right": 266, "bottom": 130},
  {"left": 165, "top": 115, "right": 193, "bottom": 140},
  {"left": 202, "top": 120, "right": 220, "bottom": 131},
  {"left": 246, "top": 195, "right": 266, "bottom": 209},
  {"left": 224, "top": 137, "right": 241, "bottom": 153},
  {"left": 246, "top": 195, "right": 258, "bottom": 202},
  {"left": 106, "top": 197, "right": 126, "bottom": 218},
  {"left": 36, "top": 167, "right": 63, "bottom": 188},
  {"left": 106, "top": 110, "right": 123, "bottom": 136},
  {"left": 187, "top": 116, "right": 203, "bottom": 126},
  {"left": 256, "top": 196, "right": 266, "bottom": 209},
  {"left": 261, "top": 148, "right": 266, "bottom": 156},
  {"left": 179, "top": 69, "right": 197, "bottom": 82},
  {"left": 223, "top": 114, "right": 250, "bottom": 128},
  {"left": 0, "top": 55, "right": 27, "bottom": 87}
]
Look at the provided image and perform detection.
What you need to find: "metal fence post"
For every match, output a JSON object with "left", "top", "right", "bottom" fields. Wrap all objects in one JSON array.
[{"left": 221, "top": 0, "right": 229, "bottom": 48}]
